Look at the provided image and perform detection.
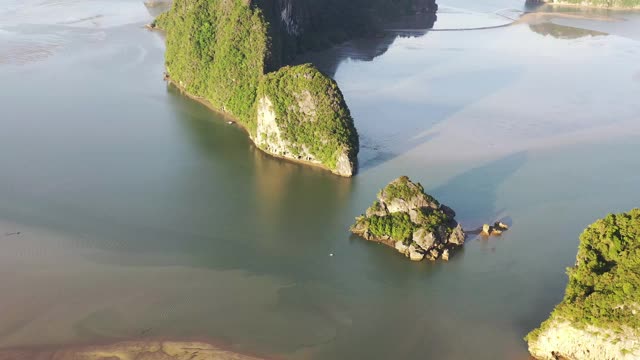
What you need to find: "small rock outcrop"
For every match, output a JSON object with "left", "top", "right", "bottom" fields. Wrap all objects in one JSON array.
[
  {"left": 526, "top": 209, "right": 640, "bottom": 360},
  {"left": 481, "top": 222, "right": 509, "bottom": 236},
  {"left": 350, "top": 176, "right": 465, "bottom": 261}
]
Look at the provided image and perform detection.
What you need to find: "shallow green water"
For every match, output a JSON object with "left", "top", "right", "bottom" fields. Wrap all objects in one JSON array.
[{"left": 1, "top": 1, "right": 639, "bottom": 359}]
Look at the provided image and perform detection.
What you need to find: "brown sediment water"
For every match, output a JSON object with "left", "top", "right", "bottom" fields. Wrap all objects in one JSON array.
[
  {"left": 0, "top": 340, "right": 268, "bottom": 360},
  {"left": 517, "top": 10, "right": 621, "bottom": 23}
]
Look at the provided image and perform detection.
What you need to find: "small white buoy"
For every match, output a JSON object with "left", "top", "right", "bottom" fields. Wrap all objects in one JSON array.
[
  {"left": 227, "top": 121, "right": 233, "bottom": 125},
  {"left": 329, "top": 253, "right": 334, "bottom": 257}
]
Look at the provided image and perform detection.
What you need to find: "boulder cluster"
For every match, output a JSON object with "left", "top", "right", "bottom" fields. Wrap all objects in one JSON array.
[
  {"left": 481, "top": 222, "right": 509, "bottom": 236},
  {"left": 350, "top": 176, "right": 465, "bottom": 261}
]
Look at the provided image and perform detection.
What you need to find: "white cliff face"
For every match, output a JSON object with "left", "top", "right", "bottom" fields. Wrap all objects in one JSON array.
[
  {"left": 256, "top": 97, "right": 289, "bottom": 157},
  {"left": 529, "top": 320, "right": 640, "bottom": 360},
  {"left": 334, "top": 150, "right": 353, "bottom": 177},
  {"left": 255, "top": 96, "right": 354, "bottom": 176}
]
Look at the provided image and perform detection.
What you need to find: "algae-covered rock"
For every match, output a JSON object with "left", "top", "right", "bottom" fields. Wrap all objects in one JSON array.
[
  {"left": 526, "top": 209, "right": 640, "bottom": 360},
  {"left": 350, "top": 176, "right": 465, "bottom": 261}
]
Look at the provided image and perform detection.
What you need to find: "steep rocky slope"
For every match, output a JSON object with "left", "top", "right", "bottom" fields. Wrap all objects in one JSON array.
[
  {"left": 527, "top": 209, "right": 640, "bottom": 360},
  {"left": 256, "top": 64, "right": 358, "bottom": 176},
  {"left": 351, "top": 176, "right": 465, "bottom": 261}
]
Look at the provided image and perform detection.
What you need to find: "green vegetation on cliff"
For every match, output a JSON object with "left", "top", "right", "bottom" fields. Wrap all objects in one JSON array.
[
  {"left": 257, "top": 64, "right": 358, "bottom": 171},
  {"left": 157, "top": 0, "right": 268, "bottom": 126},
  {"left": 156, "top": 0, "right": 359, "bottom": 174},
  {"left": 350, "top": 177, "right": 465, "bottom": 261},
  {"left": 359, "top": 209, "right": 451, "bottom": 243},
  {"left": 381, "top": 176, "right": 439, "bottom": 205},
  {"left": 528, "top": 209, "right": 640, "bottom": 341},
  {"left": 363, "top": 212, "right": 415, "bottom": 242}
]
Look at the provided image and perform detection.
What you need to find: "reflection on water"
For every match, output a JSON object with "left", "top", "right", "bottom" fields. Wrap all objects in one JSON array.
[
  {"left": 529, "top": 21, "right": 607, "bottom": 39},
  {"left": 293, "top": 13, "right": 437, "bottom": 77}
]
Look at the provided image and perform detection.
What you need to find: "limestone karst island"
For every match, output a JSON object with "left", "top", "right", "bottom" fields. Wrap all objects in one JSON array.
[
  {"left": 1, "top": 0, "right": 639, "bottom": 359},
  {"left": 351, "top": 176, "right": 465, "bottom": 261},
  {"left": 153, "top": 0, "right": 437, "bottom": 176},
  {"left": 527, "top": 209, "right": 640, "bottom": 360}
]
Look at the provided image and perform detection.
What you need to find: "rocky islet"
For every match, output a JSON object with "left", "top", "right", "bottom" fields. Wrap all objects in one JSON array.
[
  {"left": 350, "top": 176, "right": 465, "bottom": 262},
  {"left": 527, "top": 209, "right": 640, "bottom": 360}
]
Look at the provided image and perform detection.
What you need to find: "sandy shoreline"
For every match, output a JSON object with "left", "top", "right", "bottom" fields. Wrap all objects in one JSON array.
[
  {"left": 0, "top": 339, "right": 267, "bottom": 360},
  {"left": 543, "top": 1, "right": 640, "bottom": 10},
  {"left": 0, "top": 219, "right": 293, "bottom": 359},
  {"left": 518, "top": 10, "right": 620, "bottom": 24}
]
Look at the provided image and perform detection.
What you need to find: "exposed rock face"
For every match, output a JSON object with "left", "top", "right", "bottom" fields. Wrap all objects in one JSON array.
[
  {"left": 413, "top": 227, "right": 436, "bottom": 250},
  {"left": 480, "top": 222, "right": 509, "bottom": 236},
  {"left": 350, "top": 176, "right": 465, "bottom": 261},
  {"left": 256, "top": 64, "right": 358, "bottom": 176},
  {"left": 527, "top": 209, "right": 640, "bottom": 360},
  {"left": 528, "top": 321, "right": 639, "bottom": 360},
  {"left": 408, "top": 243, "right": 425, "bottom": 261},
  {"left": 448, "top": 224, "right": 465, "bottom": 245},
  {"left": 256, "top": 97, "right": 286, "bottom": 153},
  {"left": 256, "top": 95, "right": 354, "bottom": 176}
]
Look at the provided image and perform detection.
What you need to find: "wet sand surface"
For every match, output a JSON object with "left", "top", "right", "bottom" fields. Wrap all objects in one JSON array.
[{"left": 0, "top": 340, "right": 265, "bottom": 360}]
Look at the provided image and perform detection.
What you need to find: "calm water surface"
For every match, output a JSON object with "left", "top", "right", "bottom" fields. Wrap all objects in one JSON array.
[{"left": 1, "top": 1, "right": 639, "bottom": 359}]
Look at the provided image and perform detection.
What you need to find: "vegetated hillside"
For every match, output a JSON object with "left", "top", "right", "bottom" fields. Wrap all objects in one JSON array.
[
  {"left": 527, "top": 209, "right": 640, "bottom": 360},
  {"left": 156, "top": 0, "right": 437, "bottom": 175}
]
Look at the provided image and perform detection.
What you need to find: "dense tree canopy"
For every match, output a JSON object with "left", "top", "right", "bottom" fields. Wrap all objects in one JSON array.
[
  {"left": 156, "top": 0, "right": 268, "bottom": 126},
  {"left": 528, "top": 209, "right": 640, "bottom": 340}
]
